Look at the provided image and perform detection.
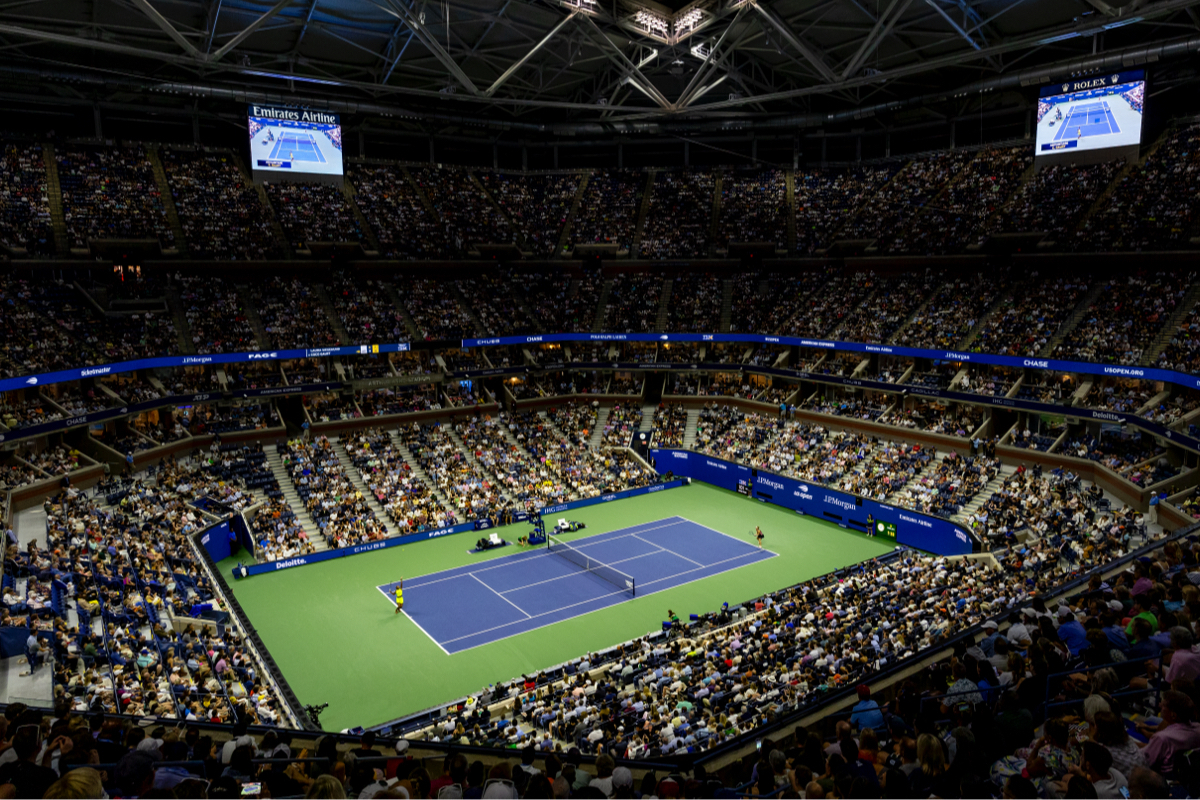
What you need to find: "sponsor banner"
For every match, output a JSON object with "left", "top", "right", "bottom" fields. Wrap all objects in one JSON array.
[
  {"left": 243, "top": 520, "right": 478, "bottom": 576},
  {"left": 737, "top": 367, "right": 1200, "bottom": 455},
  {"left": 450, "top": 366, "right": 529, "bottom": 379},
  {"left": 236, "top": 382, "right": 341, "bottom": 398},
  {"left": 0, "top": 392, "right": 219, "bottom": 442},
  {"left": 1039, "top": 69, "right": 1145, "bottom": 98},
  {"left": 461, "top": 332, "right": 1200, "bottom": 395},
  {"left": 649, "top": 449, "right": 975, "bottom": 556},
  {"left": 0, "top": 343, "right": 410, "bottom": 394},
  {"left": 5, "top": 333, "right": 1197, "bottom": 396},
  {"left": 7, "top": 330, "right": 1200, "bottom": 452},
  {"left": 243, "top": 480, "right": 686, "bottom": 576},
  {"left": 350, "top": 374, "right": 443, "bottom": 391}
]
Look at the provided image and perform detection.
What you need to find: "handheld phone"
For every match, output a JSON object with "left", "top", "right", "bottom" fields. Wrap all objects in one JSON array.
[
  {"left": 756, "top": 739, "right": 762, "bottom": 751},
  {"left": 241, "top": 782, "right": 262, "bottom": 796}
]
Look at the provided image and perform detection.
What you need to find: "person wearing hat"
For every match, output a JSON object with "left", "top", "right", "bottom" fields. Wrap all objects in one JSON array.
[
  {"left": 850, "top": 685, "right": 885, "bottom": 731},
  {"left": 394, "top": 578, "right": 404, "bottom": 615},
  {"left": 979, "top": 620, "right": 1001, "bottom": 657}
]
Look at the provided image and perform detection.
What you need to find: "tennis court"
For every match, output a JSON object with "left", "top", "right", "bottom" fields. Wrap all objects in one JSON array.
[
  {"left": 268, "top": 131, "right": 327, "bottom": 164},
  {"left": 1054, "top": 101, "right": 1120, "bottom": 141},
  {"left": 381, "top": 516, "right": 775, "bottom": 654}
]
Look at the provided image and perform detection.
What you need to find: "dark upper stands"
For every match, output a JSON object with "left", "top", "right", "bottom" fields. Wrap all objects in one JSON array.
[
  {"left": 10, "top": 128, "right": 1200, "bottom": 259},
  {"left": 0, "top": 144, "right": 54, "bottom": 256},
  {"left": 57, "top": 146, "right": 173, "bottom": 249},
  {"left": 163, "top": 149, "right": 282, "bottom": 260}
]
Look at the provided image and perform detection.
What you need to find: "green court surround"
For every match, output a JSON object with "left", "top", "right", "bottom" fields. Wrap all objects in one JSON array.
[{"left": 218, "top": 483, "right": 894, "bottom": 732}]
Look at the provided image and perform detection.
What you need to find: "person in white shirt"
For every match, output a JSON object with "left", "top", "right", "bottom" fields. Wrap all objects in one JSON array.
[
  {"left": 220, "top": 719, "right": 255, "bottom": 764},
  {"left": 1052, "top": 741, "right": 1127, "bottom": 799}
]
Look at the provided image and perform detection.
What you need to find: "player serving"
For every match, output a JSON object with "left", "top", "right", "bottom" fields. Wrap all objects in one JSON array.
[
  {"left": 393, "top": 578, "right": 404, "bottom": 615},
  {"left": 755, "top": 526, "right": 765, "bottom": 548}
]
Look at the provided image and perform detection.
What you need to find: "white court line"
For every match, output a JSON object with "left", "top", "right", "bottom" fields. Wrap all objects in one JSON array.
[
  {"left": 471, "top": 573, "right": 532, "bottom": 619},
  {"left": 634, "top": 533, "right": 703, "bottom": 567},
  {"left": 498, "top": 546, "right": 669, "bottom": 595},
  {"left": 374, "top": 584, "right": 451, "bottom": 655},
  {"left": 674, "top": 516, "right": 780, "bottom": 558},
  {"left": 440, "top": 547, "right": 772, "bottom": 647},
  {"left": 399, "top": 518, "right": 688, "bottom": 591}
]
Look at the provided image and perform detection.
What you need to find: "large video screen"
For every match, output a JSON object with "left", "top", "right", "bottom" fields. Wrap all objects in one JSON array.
[
  {"left": 248, "top": 104, "right": 343, "bottom": 178},
  {"left": 1036, "top": 70, "right": 1144, "bottom": 156}
]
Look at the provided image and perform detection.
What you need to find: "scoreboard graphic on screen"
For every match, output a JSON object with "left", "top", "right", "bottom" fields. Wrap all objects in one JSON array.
[
  {"left": 1035, "top": 70, "right": 1144, "bottom": 157},
  {"left": 874, "top": 520, "right": 897, "bottom": 539},
  {"left": 248, "top": 104, "right": 343, "bottom": 180}
]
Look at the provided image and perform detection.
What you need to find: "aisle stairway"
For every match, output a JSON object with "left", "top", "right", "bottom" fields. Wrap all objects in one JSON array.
[
  {"left": 951, "top": 462, "right": 1018, "bottom": 527},
  {"left": 708, "top": 174, "right": 723, "bottom": 257},
  {"left": 719, "top": 279, "right": 734, "bottom": 332},
  {"left": 785, "top": 170, "right": 797, "bottom": 252},
  {"left": 342, "top": 181, "right": 382, "bottom": 253},
  {"left": 957, "top": 288, "right": 1015, "bottom": 351},
  {"left": 1143, "top": 280, "right": 1200, "bottom": 365},
  {"left": 41, "top": 143, "right": 71, "bottom": 257},
  {"left": 389, "top": 432, "right": 458, "bottom": 514},
  {"left": 331, "top": 437, "right": 401, "bottom": 537},
  {"left": 1037, "top": 282, "right": 1109, "bottom": 357},
  {"left": 556, "top": 171, "right": 590, "bottom": 255},
  {"left": 588, "top": 406, "right": 612, "bottom": 448},
  {"left": 591, "top": 278, "right": 613, "bottom": 332},
  {"left": 682, "top": 407, "right": 701, "bottom": 448},
  {"left": 313, "top": 283, "right": 353, "bottom": 345},
  {"left": 630, "top": 170, "right": 656, "bottom": 256},
  {"left": 887, "top": 278, "right": 947, "bottom": 345},
  {"left": 235, "top": 284, "right": 274, "bottom": 350},
  {"left": 450, "top": 281, "right": 488, "bottom": 336},
  {"left": 639, "top": 403, "right": 657, "bottom": 434},
  {"left": 654, "top": 277, "right": 672, "bottom": 331},
  {"left": 164, "top": 282, "right": 195, "bottom": 354},
  {"left": 446, "top": 426, "right": 511, "bottom": 504},
  {"left": 231, "top": 152, "right": 291, "bottom": 254},
  {"left": 265, "top": 444, "right": 328, "bottom": 551},
  {"left": 147, "top": 146, "right": 188, "bottom": 257},
  {"left": 381, "top": 280, "right": 424, "bottom": 339}
]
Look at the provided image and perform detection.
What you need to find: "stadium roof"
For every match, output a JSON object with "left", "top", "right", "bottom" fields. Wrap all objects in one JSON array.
[{"left": 1, "top": 0, "right": 1199, "bottom": 132}]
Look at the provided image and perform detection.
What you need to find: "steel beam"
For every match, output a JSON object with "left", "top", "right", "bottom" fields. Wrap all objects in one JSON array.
[
  {"left": 290, "top": 0, "right": 321, "bottom": 55},
  {"left": 485, "top": 10, "right": 575, "bottom": 96},
  {"left": 677, "top": 4, "right": 748, "bottom": 107},
  {"left": 129, "top": 0, "right": 202, "bottom": 58},
  {"left": 381, "top": 29, "right": 415, "bottom": 83},
  {"left": 924, "top": 0, "right": 998, "bottom": 67},
  {"left": 750, "top": 1, "right": 838, "bottom": 82},
  {"left": 373, "top": 0, "right": 481, "bottom": 95},
  {"left": 575, "top": 12, "right": 671, "bottom": 109},
  {"left": 209, "top": 0, "right": 292, "bottom": 62},
  {"left": 680, "top": 73, "right": 727, "bottom": 107},
  {"left": 840, "top": 0, "right": 915, "bottom": 79}
]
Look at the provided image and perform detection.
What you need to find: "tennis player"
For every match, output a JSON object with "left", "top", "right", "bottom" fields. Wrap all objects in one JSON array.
[
  {"left": 393, "top": 579, "right": 404, "bottom": 615},
  {"left": 755, "top": 526, "right": 764, "bottom": 548}
]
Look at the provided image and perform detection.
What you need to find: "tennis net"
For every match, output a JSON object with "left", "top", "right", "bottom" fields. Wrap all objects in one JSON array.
[{"left": 546, "top": 534, "right": 636, "bottom": 597}]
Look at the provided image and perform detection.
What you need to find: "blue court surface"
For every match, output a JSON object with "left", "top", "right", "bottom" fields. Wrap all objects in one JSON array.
[
  {"left": 268, "top": 132, "right": 327, "bottom": 164},
  {"left": 1054, "top": 101, "right": 1120, "bottom": 141},
  {"left": 379, "top": 517, "right": 775, "bottom": 654}
]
